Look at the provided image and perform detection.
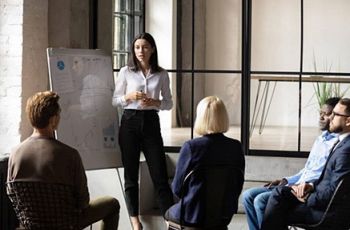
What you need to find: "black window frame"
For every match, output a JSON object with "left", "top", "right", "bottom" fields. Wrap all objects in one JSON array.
[{"left": 107, "top": 0, "right": 350, "bottom": 157}]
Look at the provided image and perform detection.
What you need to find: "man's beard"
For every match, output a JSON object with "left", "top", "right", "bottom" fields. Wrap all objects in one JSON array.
[
  {"left": 330, "top": 125, "right": 343, "bottom": 133},
  {"left": 320, "top": 123, "right": 330, "bottom": 131}
]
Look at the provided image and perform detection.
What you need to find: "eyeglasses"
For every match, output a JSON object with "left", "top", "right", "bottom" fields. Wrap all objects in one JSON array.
[{"left": 332, "top": 111, "right": 350, "bottom": 117}]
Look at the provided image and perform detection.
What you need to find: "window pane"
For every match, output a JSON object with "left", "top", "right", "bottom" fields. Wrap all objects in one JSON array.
[
  {"left": 174, "top": 73, "right": 193, "bottom": 128},
  {"left": 146, "top": 1, "right": 176, "bottom": 70},
  {"left": 162, "top": 73, "right": 242, "bottom": 147},
  {"left": 304, "top": 0, "right": 350, "bottom": 73},
  {"left": 135, "top": 0, "right": 142, "bottom": 12},
  {"left": 162, "top": 73, "right": 192, "bottom": 147},
  {"left": 193, "top": 73, "right": 241, "bottom": 141},
  {"left": 194, "top": 0, "right": 242, "bottom": 70},
  {"left": 113, "top": 53, "right": 128, "bottom": 69},
  {"left": 113, "top": 15, "right": 130, "bottom": 51},
  {"left": 301, "top": 77, "right": 350, "bottom": 151},
  {"left": 134, "top": 16, "right": 142, "bottom": 36},
  {"left": 250, "top": 75, "right": 299, "bottom": 151},
  {"left": 114, "top": 0, "right": 130, "bottom": 12},
  {"left": 176, "top": 0, "right": 193, "bottom": 71},
  {"left": 301, "top": 80, "right": 324, "bottom": 152},
  {"left": 251, "top": 0, "right": 300, "bottom": 71}
]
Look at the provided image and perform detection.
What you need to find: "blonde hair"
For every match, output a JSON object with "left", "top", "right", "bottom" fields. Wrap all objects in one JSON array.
[
  {"left": 26, "top": 91, "right": 60, "bottom": 129},
  {"left": 194, "top": 96, "right": 229, "bottom": 135}
]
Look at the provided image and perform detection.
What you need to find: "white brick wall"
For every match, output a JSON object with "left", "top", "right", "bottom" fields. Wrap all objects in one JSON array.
[
  {"left": 0, "top": 0, "right": 49, "bottom": 153},
  {"left": 0, "top": 0, "right": 23, "bottom": 153}
]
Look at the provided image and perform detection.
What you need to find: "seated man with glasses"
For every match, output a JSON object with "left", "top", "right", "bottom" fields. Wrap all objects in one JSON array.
[
  {"left": 332, "top": 110, "right": 350, "bottom": 117},
  {"left": 243, "top": 97, "right": 340, "bottom": 230},
  {"left": 261, "top": 98, "right": 350, "bottom": 229}
]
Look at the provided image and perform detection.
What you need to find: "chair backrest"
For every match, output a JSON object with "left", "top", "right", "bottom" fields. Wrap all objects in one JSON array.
[
  {"left": 290, "top": 173, "right": 350, "bottom": 229},
  {"left": 180, "top": 165, "right": 244, "bottom": 229},
  {"left": 6, "top": 181, "right": 80, "bottom": 230},
  {"left": 316, "top": 173, "right": 350, "bottom": 229}
]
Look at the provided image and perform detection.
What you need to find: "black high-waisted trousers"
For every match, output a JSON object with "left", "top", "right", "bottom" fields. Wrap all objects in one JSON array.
[{"left": 119, "top": 109, "right": 174, "bottom": 216}]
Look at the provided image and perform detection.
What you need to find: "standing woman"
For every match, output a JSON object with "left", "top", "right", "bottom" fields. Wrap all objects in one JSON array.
[{"left": 112, "top": 32, "right": 174, "bottom": 230}]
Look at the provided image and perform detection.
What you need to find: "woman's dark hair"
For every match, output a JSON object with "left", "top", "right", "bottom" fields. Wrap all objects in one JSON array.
[{"left": 128, "top": 32, "right": 161, "bottom": 72}]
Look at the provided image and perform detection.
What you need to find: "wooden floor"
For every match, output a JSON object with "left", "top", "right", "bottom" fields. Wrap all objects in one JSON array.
[{"left": 161, "top": 125, "right": 320, "bottom": 152}]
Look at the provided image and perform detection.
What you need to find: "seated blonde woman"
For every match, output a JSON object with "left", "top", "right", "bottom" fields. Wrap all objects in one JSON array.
[{"left": 165, "top": 96, "right": 245, "bottom": 229}]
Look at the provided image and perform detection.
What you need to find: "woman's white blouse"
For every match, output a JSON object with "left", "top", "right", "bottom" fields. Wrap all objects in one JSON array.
[{"left": 112, "top": 66, "right": 173, "bottom": 110}]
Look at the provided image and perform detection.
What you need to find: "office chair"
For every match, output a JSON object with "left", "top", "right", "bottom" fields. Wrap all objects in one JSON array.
[
  {"left": 6, "top": 181, "right": 80, "bottom": 230},
  {"left": 289, "top": 174, "right": 350, "bottom": 230},
  {"left": 168, "top": 165, "right": 244, "bottom": 230}
]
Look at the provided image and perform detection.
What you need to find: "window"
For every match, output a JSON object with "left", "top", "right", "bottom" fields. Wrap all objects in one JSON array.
[
  {"left": 112, "top": 0, "right": 145, "bottom": 69},
  {"left": 249, "top": 0, "right": 350, "bottom": 156},
  {"left": 111, "top": 0, "right": 350, "bottom": 156},
  {"left": 158, "top": 0, "right": 242, "bottom": 150}
]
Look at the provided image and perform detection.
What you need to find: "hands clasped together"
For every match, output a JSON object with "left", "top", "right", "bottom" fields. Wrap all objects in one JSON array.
[
  {"left": 264, "top": 179, "right": 313, "bottom": 203},
  {"left": 290, "top": 182, "right": 313, "bottom": 202},
  {"left": 125, "top": 91, "right": 161, "bottom": 108}
]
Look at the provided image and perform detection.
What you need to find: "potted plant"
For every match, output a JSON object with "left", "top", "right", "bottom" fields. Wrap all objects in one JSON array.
[{"left": 312, "top": 56, "right": 348, "bottom": 107}]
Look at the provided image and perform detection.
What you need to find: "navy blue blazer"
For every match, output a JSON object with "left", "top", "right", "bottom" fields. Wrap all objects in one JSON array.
[
  {"left": 167, "top": 133, "right": 245, "bottom": 225},
  {"left": 307, "top": 134, "right": 350, "bottom": 210}
]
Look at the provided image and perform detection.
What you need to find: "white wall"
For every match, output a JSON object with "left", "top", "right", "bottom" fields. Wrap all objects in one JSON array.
[{"left": 146, "top": 0, "right": 176, "bottom": 128}]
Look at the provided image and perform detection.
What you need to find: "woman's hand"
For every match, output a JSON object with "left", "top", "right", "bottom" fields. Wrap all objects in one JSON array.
[
  {"left": 141, "top": 97, "right": 161, "bottom": 108},
  {"left": 125, "top": 91, "right": 146, "bottom": 102}
]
